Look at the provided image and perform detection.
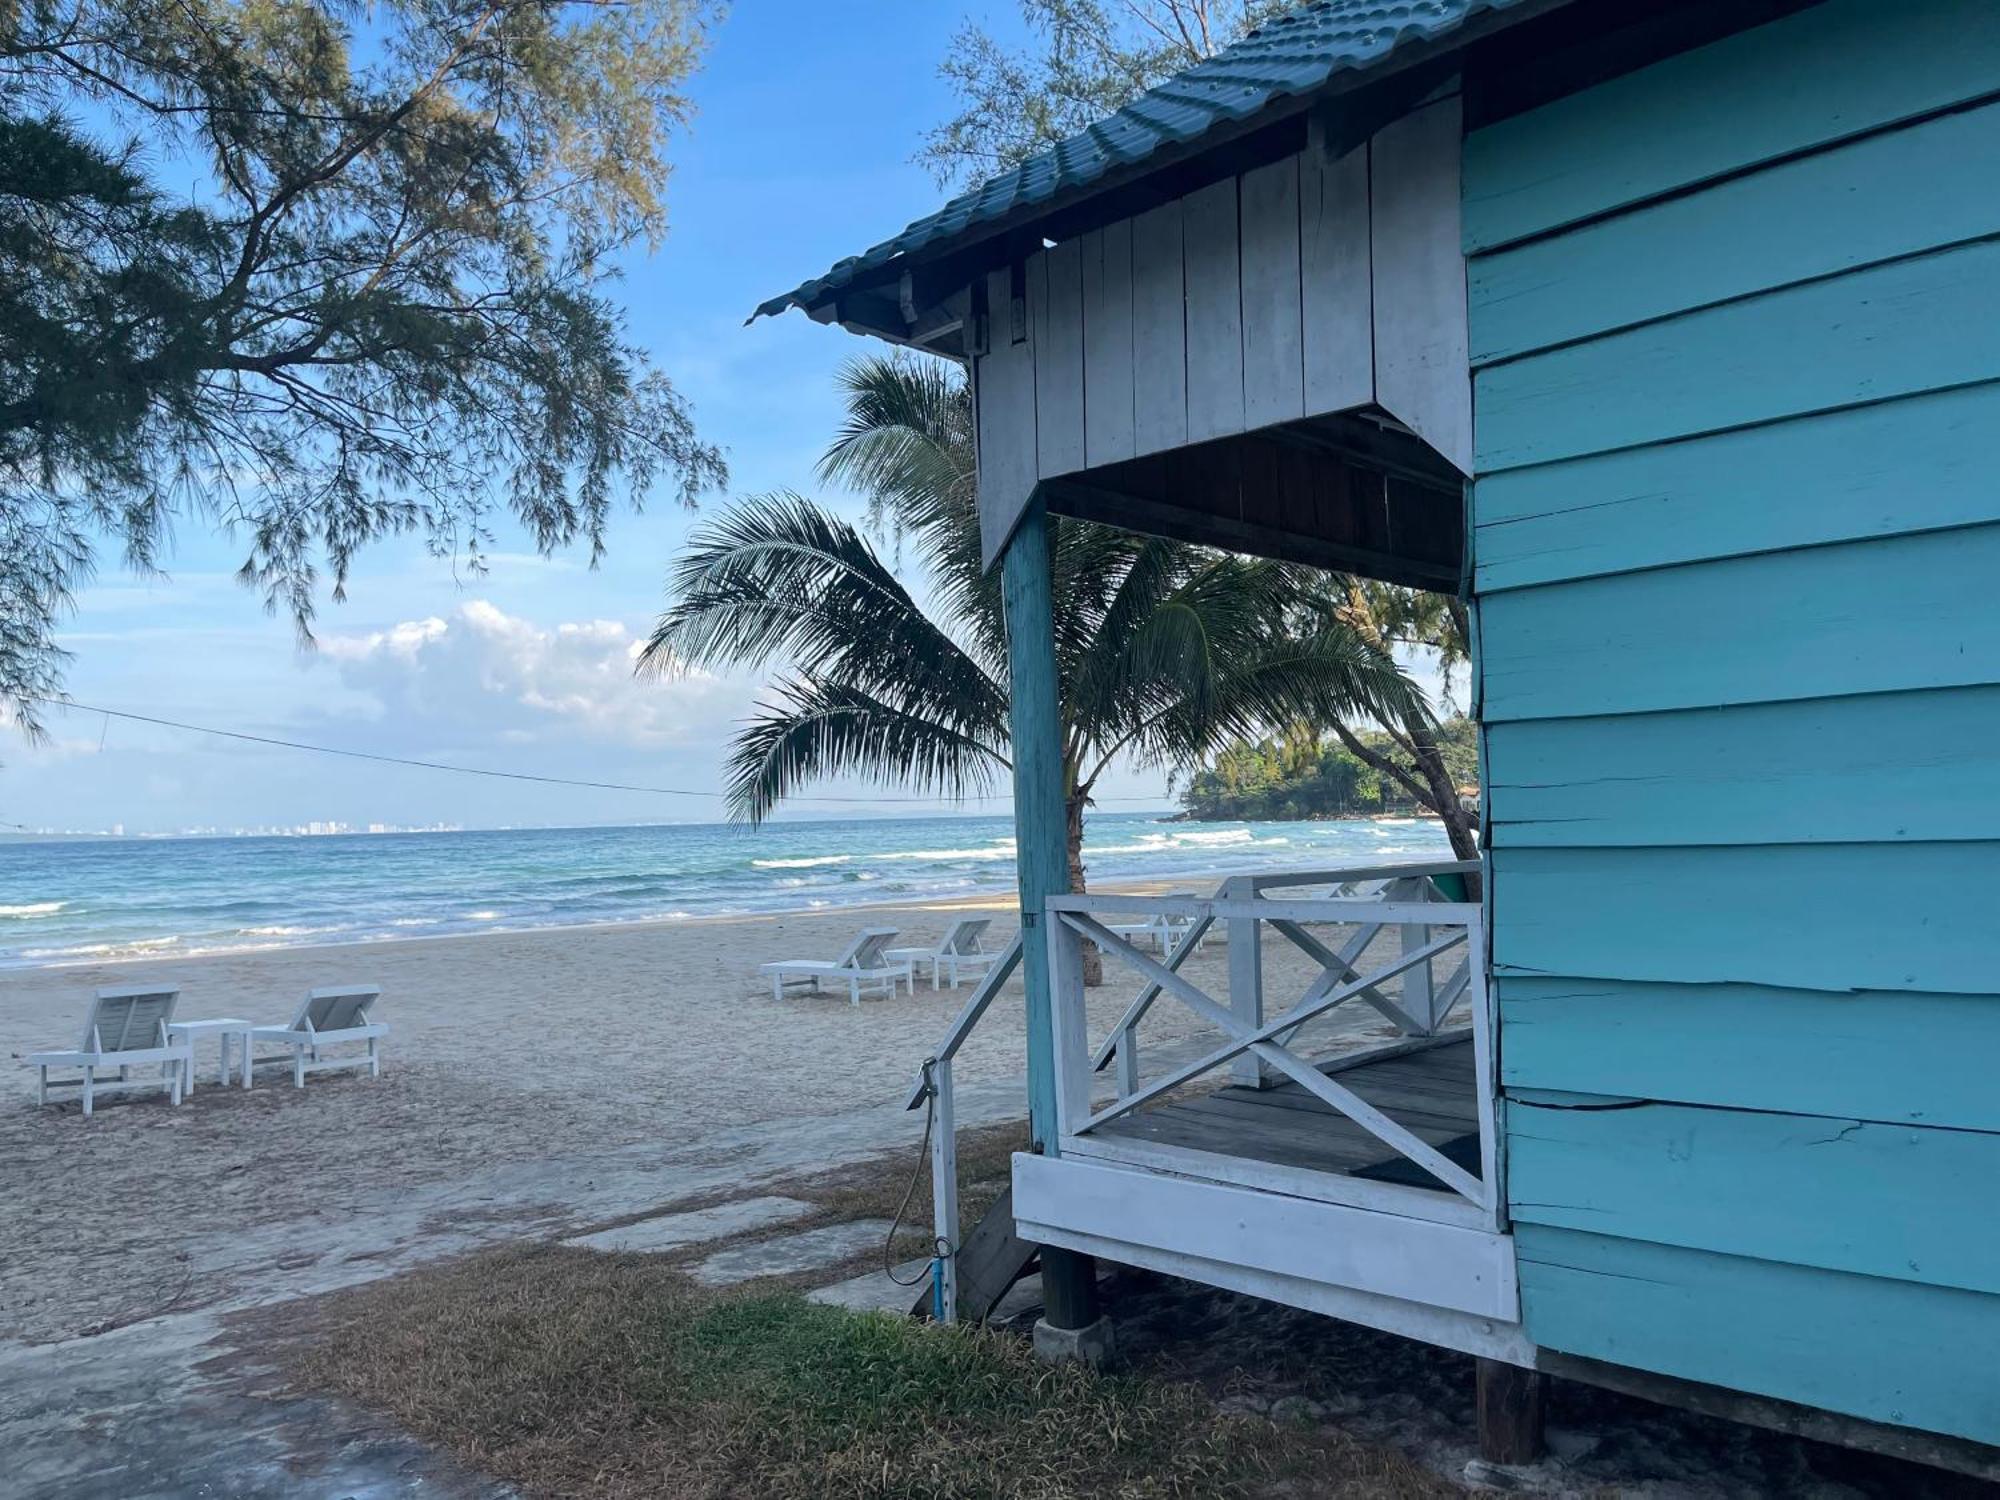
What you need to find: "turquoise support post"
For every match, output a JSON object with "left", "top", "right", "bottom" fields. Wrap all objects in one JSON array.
[
  {"left": 1000, "top": 495, "right": 1100, "bottom": 1333},
  {"left": 1001, "top": 497, "right": 1069, "bottom": 1153}
]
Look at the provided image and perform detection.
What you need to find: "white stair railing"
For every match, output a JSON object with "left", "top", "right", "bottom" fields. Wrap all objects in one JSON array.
[{"left": 903, "top": 932, "right": 1022, "bottom": 1324}]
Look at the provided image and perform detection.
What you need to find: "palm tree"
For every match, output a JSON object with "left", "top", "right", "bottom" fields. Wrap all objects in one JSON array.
[
  {"left": 1317, "top": 579, "right": 1481, "bottom": 863},
  {"left": 642, "top": 356, "right": 1431, "bottom": 971}
]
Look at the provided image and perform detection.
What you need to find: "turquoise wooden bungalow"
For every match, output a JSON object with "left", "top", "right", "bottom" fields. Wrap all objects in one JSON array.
[{"left": 758, "top": 0, "right": 2000, "bottom": 1474}]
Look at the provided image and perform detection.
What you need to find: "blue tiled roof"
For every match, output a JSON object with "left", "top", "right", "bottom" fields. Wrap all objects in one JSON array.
[{"left": 756, "top": 0, "right": 1539, "bottom": 323}]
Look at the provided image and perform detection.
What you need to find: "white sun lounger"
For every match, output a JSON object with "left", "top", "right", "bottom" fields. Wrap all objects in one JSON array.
[
  {"left": 248, "top": 985, "right": 387, "bottom": 1088},
  {"left": 1096, "top": 895, "right": 1208, "bottom": 956},
  {"left": 26, "top": 984, "right": 192, "bottom": 1117},
  {"left": 1148, "top": 893, "right": 1208, "bottom": 955},
  {"left": 760, "top": 927, "right": 909, "bottom": 1005},
  {"left": 887, "top": 916, "right": 996, "bottom": 991}
]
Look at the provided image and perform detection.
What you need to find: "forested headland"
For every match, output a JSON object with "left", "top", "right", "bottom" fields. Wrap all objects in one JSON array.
[{"left": 1178, "top": 720, "right": 1478, "bottom": 822}]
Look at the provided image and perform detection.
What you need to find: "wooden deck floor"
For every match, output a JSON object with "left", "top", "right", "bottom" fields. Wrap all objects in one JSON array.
[{"left": 1091, "top": 1038, "right": 1481, "bottom": 1192}]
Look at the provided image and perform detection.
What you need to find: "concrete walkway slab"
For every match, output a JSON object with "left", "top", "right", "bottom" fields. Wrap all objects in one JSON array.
[
  {"left": 807, "top": 1259, "right": 930, "bottom": 1314},
  {"left": 563, "top": 1195, "right": 813, "bottom": 1254},
  {"left": 691, "top": 1220, "right": 894, "bottom": 1287}
]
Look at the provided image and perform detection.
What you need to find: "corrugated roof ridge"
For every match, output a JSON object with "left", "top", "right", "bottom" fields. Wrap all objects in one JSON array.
[{"left": 756, "top": 0, "right": 1531, "bottom": 323}]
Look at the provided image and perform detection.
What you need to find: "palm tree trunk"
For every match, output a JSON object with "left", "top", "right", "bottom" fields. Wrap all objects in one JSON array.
[
  {"left": 1407, "top": 726, "right": 1482, "bottom": 872},
  {"left": 1066, "top": 791, "right": 1104, "bottom": 987},
  {"left": 1330, "top": 718, "right": 1483, "bottom": 893}
]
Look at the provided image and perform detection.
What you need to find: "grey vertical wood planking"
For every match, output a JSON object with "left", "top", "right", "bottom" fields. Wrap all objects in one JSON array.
[
  {"left": 1182, "top": 176, "right": 1246, "bottom": 444},
  {"left": 975, "top": 123, "right": 1466, "bottom": 564},
  {"left": 976, "top": 264, "right": 1041, "bottom": 567},
  {"left": 1371, "top": 96, "right": 1472, "bottom": 473},
  {"left": 1131, "top": 200, "right": 1189, "bottom": 457},
  {"left": 1240, "top": 156, "right": 1306, "bottom": 431},
  {"left": 1082, "top": 221, "right": 1137, "bottom": 466},
  {"left": 1302, "top": 145, "right": 1375, "bottom": 415},
  {"left": 1032, "top": 240, "right": 1087, "bottom": 478}
]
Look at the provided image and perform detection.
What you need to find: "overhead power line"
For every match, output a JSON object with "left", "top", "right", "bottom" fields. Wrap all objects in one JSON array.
[{"left": 29, "top": 697, "right": 1169, "bottom": 807}]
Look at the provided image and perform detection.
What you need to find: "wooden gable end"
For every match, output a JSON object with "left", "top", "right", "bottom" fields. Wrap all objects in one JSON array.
[{"left": 970, "top": 96, "right": 1470, "bottom": 575}]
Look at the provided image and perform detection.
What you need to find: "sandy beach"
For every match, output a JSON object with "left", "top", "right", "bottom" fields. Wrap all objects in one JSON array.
[
  {"left": 0, "top": 878, "right": 1418, "bottom": 1343},
  {"left": 8, "top": 887, "right": 1977, "bottom": 1500}
]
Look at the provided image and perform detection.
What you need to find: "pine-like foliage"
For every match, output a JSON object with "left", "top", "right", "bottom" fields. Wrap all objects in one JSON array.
[
  {"left": 0, "top": 0, "right": 727, "bottom": 731},
  {"left": 919, "top": 0, "right": 1295, "bottom": 185}
]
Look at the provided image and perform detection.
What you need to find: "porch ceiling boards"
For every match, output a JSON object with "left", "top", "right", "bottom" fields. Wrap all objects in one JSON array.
[{"left": 1040, "top": 414, "right": 1465, "bottom": 591}]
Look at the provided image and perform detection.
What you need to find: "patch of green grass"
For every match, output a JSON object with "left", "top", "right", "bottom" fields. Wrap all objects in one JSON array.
[{"left": 290, "top": 1243, "right": 1451, "bottom": 1500}]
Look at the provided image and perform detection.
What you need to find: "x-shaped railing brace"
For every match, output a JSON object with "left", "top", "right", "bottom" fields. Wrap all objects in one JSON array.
[{"left": 1057, "top": 912, "right": 1485, "bottom": 1206}]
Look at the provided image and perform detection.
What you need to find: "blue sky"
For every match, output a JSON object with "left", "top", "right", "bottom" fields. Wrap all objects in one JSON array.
[
  {"left": 7, "top": 2, "right": 1102, "bottom": 835},
  {"left": 5, "top": 3, "right": 1452, "bottom": 838}
]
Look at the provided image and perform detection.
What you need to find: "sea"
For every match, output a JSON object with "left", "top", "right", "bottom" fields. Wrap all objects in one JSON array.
[{"left": 0, "top": 811, "right": 1452, "bottom": 969}]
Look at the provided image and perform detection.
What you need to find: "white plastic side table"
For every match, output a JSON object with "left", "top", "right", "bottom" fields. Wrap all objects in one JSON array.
[{"left": 167, "top": 1018, "right": 254, "bottom": 1092}]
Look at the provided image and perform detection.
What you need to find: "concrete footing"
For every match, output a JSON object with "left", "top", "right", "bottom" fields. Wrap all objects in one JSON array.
[{"left": 1032, "top": 1315, "right": 1117, "bottom": 1368}]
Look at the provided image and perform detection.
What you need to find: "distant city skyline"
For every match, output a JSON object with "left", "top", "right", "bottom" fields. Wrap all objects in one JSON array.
[
  {"left": 3, "top": 802, "right": 1192, "bottom": 842},
  {"left": 5, "top": 820, "right": 467, "bottom": 841}
]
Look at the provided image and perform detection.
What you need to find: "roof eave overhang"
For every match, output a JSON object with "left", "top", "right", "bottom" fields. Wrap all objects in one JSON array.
[{"left": 766, "top": 0, "right": 1586, "bottom": 355}]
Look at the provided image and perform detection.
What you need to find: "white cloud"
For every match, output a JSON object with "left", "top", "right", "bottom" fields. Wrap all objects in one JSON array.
[{"left": 314, "top": 600, "right": 744, "bottom": 751}]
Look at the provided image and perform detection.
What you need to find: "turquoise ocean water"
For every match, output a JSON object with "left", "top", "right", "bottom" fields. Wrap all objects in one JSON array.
[{"left": 0, "top": 812, "right": 1452, "bottom": 969}]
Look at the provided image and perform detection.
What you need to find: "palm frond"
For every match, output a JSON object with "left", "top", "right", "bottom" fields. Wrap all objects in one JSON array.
[
  {"left": 655, "top": 365, "right": 1448, "bottom": 831},
  {"left": 815, "top": 355, "right": 1006, "bottom": 669},
  {"left": 818, "top": 356, "right": 973, "bottom": 532},
  {"left": 726, "top": 676, "right": 1008, "bottom": 824},
  {"left": 641, "top": 492, "right": 1009, "bottom": 743},
  {"left": 1119, "top": 622, "right": 1429, "bottom": 773}
]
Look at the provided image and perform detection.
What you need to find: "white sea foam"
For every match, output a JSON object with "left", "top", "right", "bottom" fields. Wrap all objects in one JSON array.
[
  {"left": 1088, "top": 828, "right": 1288, "bottom": 857},
  {"left": 1088, "top": 838, "right": 1176, "bottom": 855},
  {"left": 0, "top": 901, "right": 64, "bottom": 918},
  {"left": 20, "top": 934, "right": 181, "bottom": 962},
  {"left": 868, "top": 843, "right": 1016, "bottom": 863},
  {"left": 2, "top": 814, "right": 1456, "bottom": 970}
]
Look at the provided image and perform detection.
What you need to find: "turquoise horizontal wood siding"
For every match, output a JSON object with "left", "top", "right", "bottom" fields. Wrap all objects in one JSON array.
[
  {"left": 1477, "top": 235, "right": 2000, "bottom": 472},
  {"left": 1493, "top": 842, "right": 1999, "bottom": 994},
  {"left": 1462, "top": 0, "right": 2000, "bottom": 251},
  {"left": 1508, "top": 1099, "right": 2000, "bottom": 1295},
  {"left": 1481, "top": 523, "right": 2000, "bottom": 721},
  {"left": 1470, "top": 99, "right": 2000, "bottom": 365},
  {"left": 1486, "top": 688, "right": 2000, "bottom": 847},
  {"left": 1514, "top": 1227, "right": 2000, "bottom": 1446},
  {"left": 1469, "top": 0, "right": 2000, "bottom": 1443},
  {"left": 1499, "top": 978, "right": 2000, "bottom": 1132},
  {"left": 1474, "top": 381, "right": 2000, "bottom": 593}
]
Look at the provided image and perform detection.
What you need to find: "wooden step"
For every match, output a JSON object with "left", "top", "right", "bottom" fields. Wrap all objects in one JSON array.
[{"left": 910, "top": 1184, "right": 1039, "bottom": 1323}]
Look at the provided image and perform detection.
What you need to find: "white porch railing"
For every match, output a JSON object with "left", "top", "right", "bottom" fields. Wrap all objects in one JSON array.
[
  {"left": 1045, "top": 860, "right": 1502, "bottom": 1232},
  {"left": 903, "top": 932, "right": 1023, "bottom": 1324}
]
